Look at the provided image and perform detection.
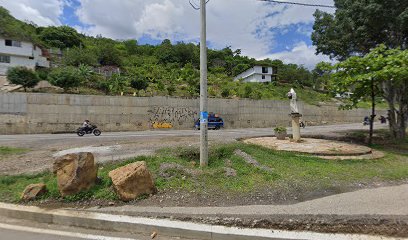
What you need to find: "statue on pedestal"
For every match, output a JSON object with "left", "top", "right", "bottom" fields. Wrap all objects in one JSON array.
[{"left": 287, "top": 88, "right": 299, "bottom": 114}]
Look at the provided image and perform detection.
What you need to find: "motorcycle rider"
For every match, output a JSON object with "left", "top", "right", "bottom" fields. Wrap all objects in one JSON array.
[
  {"left": 363, "top": 116, "right": 370, "bottom": 125},
  {"left": 82, "top": 120, "right": 91, "bottom": 132}
]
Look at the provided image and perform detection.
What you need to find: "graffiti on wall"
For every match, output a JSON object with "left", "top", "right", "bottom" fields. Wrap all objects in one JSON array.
[{"left": 148, "top": 106, "right": 198, "bottom": 128}]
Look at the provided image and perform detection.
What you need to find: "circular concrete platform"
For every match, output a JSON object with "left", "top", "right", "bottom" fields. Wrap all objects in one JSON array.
[{"left": 243, "top": 137, "right": 384, "bottom": 160}]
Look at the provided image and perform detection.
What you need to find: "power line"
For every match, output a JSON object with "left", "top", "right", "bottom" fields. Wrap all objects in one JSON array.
[
  {"left": 258, "top": 0, "right": 335, "bottom": 8},
  {"left": 189, "top": 0, "right": 210, "bottom": 10}
]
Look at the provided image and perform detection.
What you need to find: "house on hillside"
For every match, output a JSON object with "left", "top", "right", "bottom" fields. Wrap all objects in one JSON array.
[
  {"left": 0, "top": 36, "right": 50, "bottom": 75},
  {"left": 234, "top": 66, "right": 277, "bottom": 83}
]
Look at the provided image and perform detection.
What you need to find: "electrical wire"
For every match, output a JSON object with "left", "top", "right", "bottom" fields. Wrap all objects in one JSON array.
[
  {"left": 258, "top": 0, "right": 335, "bottom": 8},
  {"left": 189, "top": 0, "right": 210, "bottom": 10}
]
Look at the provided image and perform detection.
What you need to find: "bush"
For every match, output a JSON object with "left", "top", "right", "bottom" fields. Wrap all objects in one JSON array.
[
  {"left": 36, "top": 68, "right": 50, "bottom": 80},
  {"left": 130, "top": 76, "right": 149, "bottom": 91},
  {"left": 274, "top": 126, "right": 287, "bottom": 133},
  {"left": 47, "top": 67, "right": 82, "bottom": 91},
  {"left": 6, "top": 66, "right": 39, "bottom": 91}
]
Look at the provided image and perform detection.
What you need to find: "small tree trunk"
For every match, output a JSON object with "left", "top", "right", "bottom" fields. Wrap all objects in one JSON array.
[
  {"left": 393, "top": 81, "right": 408, "bottom": 139},
  {"left": 368, "top": 78, "right": 375, "bottom": 145},
  {"left": 383, "top": 80, "right": 399, "bottom": 139}
]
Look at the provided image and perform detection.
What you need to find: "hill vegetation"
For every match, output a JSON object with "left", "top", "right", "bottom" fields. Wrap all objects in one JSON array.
[{"left": 1, "top": 6, "right": 332, "bottom": 104}]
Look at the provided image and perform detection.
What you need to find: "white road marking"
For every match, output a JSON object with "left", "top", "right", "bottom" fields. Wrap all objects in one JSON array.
[{"left": 0, "top": 223, "right": 137, "bottom": 240}]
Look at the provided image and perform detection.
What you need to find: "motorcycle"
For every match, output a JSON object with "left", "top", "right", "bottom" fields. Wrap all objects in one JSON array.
[
  {"left": 363, "top": 117, "right": 371, "bottom": 126},
  {"left": 76, "top": 125, "right": 101, "bottom": 137}
]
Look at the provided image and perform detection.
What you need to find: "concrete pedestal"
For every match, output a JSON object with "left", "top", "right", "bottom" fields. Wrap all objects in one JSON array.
[{"left": 290, "top": 113, "right": 302, "bottom": 142}]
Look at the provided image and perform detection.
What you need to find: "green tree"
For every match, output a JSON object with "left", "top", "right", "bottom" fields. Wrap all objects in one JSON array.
[
  {"left": 155, "top": 39, "right": 177, "bottom": 64},
  {"left": 97, "top": 42, "right": 122, "bottom": 66},
  {"left": 62, "top": 47, "right": 99, "bottom": 67},
  {"left": 312, "top": 0, "right": 408, "bottom": 141},
  {"left": 312, "top": 62, "right": 332, "bottom": 90},
  {"left": 39, "top": 26, "right": 82, "bottom": 49},
  {"left": 48, "top": 67, "right": 82, "bottom": 92},
  {"left": 332, "top": 45, "right": 408, "bottom": 140},
  {"left": 6, "top": 67, "right": 39, "bottom": 91},
  {"left": 123, "top": 39, "right": 138, "bottom": 55},
  {"left": 312, "top": 0, "right": 408, "bottom": 60}
]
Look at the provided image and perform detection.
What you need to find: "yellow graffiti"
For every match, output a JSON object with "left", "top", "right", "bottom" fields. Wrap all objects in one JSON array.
[{"left": 152, "top": 122, "right": 173, "bottom": 129}]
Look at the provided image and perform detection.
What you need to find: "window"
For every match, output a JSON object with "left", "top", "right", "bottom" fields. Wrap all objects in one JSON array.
[
  {"left": 262, "top": 67, "right": 268, "bottom": 73},
  {"left": 5, "top": 39, "right": 22, "bottom": 47},
  {"left": 262, "top": 75, "right": 266, "bottom": 79},
  {"left": 0, "top": 55, "right": 11, "bottom": 63}
]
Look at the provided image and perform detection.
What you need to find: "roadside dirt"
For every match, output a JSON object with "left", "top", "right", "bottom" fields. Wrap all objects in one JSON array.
[
  {"left": 176, "top": 214, "right": 408, "bottom": 238},
  {"left": 25, "top": 181, "right": 408, "bottom": 238},
  {"left": 0, "top": 135, "right": 200, "bottom": 175}
]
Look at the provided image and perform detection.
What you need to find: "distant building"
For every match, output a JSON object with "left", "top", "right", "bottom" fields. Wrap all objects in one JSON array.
[
  {"left": 234, "top": 66, "right": 277, "bottom": 83},
  {"left": 94, "top": 65, "right": 121, "bottom": 77},
  {"left": 0, "top": 36, "right": 50, "bottom": 75}
]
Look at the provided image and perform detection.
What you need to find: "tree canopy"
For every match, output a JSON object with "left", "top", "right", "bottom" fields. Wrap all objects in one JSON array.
[
  {"left": 332, "top": 45, "right": 408, "bottom": 139},
  {"left": 38, "top": 26, "right": 82, "bottom": 49},
  {"left": 312, "top": 0, "right": 408, "bottom": 60}
]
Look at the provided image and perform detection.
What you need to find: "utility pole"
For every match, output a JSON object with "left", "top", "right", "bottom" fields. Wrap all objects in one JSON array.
[
  {"left": 199, "top": 0, "right": 208, "bottom": 167},
  {"left": 189, "top": 0, "right": 209, "bottom": 167}
]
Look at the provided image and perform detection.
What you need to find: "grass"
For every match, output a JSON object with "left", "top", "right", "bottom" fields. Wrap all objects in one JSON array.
[
  {"left": 0, "top": 137, "right": 407, "bottom": 203},
  {"left": 357, "top": 101, "right": 389, "bottom": 110},
  {"left": 0, "top": 146, "right": 28, "bottom": 157}
]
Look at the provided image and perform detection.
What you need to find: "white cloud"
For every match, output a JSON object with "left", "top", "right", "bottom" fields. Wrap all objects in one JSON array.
[
  {"left": 75, "top": 0, "right": 334, "bottom": 61},
  {"left": 264, "top": 42, "right": 333, "bottom": 69},
  {"left": 0, "top": 0, "right": 336, "bottom": 68},
  {"left": 0, "top": 0, "right": 66, "bottom": 26}
]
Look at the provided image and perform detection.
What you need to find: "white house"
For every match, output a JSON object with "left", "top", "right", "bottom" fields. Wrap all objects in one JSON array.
[
  {"left": 0, "top": 36, "right": 50, "bottom": 75},
  {"left": 234, "top": 66, "right": 277, "bottom": 83}
]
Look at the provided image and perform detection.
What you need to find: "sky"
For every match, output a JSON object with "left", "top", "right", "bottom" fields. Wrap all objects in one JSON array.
[{"left": 0, "top": 0, "right": 335, "bottom": 69}]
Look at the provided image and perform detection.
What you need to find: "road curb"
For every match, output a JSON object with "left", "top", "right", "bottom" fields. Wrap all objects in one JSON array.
[{"left": 0, "top": 203, "right": 402, "bottom": 240}]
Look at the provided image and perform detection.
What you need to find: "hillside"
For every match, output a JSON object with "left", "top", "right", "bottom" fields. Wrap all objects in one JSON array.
[{"left": 1, "top": 6, "right": 332, "bottom": 105}]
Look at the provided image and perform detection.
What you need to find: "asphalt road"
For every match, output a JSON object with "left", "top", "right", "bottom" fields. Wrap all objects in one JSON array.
[
  {"left": 0, "top": 123, "right": 385, "bottom": 175},
  {"left": 0, "top": 123, "right": 378, "bottom": 146},
  {"left": 0, "top": 220, "right": 192, "bottom": 240}
]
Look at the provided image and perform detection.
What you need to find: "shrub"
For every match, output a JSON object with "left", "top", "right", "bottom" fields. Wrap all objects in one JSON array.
[
  {"left": 130, "top": 76, "right": 149, "bottom": 91},
  {"left": 6, "top": 66, "right": 39, "bottom": 91},
  {"left": 274, "top": 126, "right": 287, "bottom": 133},
  {"left": 47, "top": 67, "right": 82, "bottom": 91}
]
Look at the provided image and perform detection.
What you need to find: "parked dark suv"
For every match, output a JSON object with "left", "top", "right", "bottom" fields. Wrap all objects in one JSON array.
[{"left": 194, "top": 114, "right": 224, "bottom": 130}]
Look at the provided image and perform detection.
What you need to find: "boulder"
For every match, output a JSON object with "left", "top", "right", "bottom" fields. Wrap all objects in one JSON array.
[
  {"left": 53, "top": 152, "right": 98, "bottom": 197},
  {"left": 21, "top": 183, "right": 47, "bottom": 201},
  {"left": 109, "top": 161, "right": 156, "bottom": 201},
  {"left": 224, "top": 167, "right": 237, "bottom": 177}
]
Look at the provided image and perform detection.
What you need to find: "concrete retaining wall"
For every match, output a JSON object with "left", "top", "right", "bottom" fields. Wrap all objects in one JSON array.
[{"left": 0, "top": 92, "right": 375, "bottom": 134}]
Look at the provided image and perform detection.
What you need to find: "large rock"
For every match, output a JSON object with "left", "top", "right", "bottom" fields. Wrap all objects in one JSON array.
[
  {"left": 109, "top": 161, "right": 156, "bottom": 201},
  {"left": 21, "top": 183, "right": 47, "bottom": 201},
  {"left": 53, "top": 152, "right": 98, "bottom": 197}
]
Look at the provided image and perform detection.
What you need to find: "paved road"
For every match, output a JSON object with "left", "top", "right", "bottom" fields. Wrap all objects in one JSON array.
[
  {"left": 0, "top": 220, "right": 190, "bottom": 240},
  {"left": 0, "top": 123, "right": 381, "bottom": 146},
  {"left": 0, "top": 123, "right": 386, "bottom": 175}
]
